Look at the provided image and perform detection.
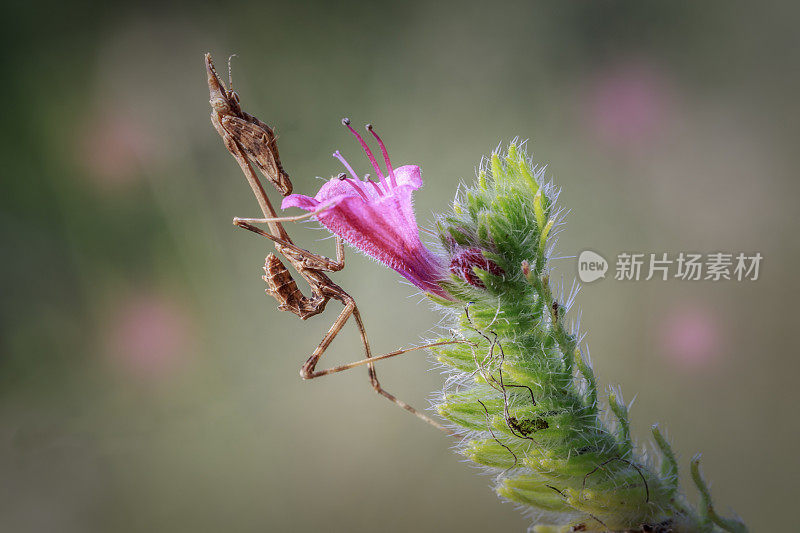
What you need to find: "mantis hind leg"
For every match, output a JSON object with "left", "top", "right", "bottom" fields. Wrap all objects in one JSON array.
[{"left": 300, "top": 297, "right": 455, "bottom": 434}]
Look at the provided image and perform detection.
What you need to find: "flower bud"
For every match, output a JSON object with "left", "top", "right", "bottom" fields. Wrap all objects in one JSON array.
[{"left": 449, "top": 247, "right": 504, "bottom": 288}]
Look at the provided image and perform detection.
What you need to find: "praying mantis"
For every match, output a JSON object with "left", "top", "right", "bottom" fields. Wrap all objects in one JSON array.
[{"left": 205, "top": 53, "right": 464, "bottom": 433}]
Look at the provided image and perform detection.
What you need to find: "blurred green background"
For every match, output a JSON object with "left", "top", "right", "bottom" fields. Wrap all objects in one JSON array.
[{"left": 1, "top": 1, "right": 798, "bottom": 531}]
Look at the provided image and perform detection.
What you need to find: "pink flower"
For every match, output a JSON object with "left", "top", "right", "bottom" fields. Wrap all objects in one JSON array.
[
  {"left": 658, "top": 305, "right": 722, "bottom": 369},
  {"left": 282, "top": 119, "right": 450, "bottom": 298},
  {"left": 586, "top": 61, "right": 672, "bottom": 151},
  {"left": 104, "top": 292, "right": 195, "bottom": 381},
  {"left": 79, "top": 105, "right": 160, "bottom": 189}
]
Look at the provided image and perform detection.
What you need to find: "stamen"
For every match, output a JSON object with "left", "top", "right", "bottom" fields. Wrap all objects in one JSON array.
[
  {"left": 366, "top": 124, "right": 397, "bottom": 188},
  {"left": 343, "top": 178, "right": 369, "bottom": 202},
  {"left": 333, "top": 151, "right": 359, "bottom": 179},
  {"left": 366, "top": 179, "right": 384, "bottom": 197},
  {"left": 363, "top": 173, "right": 384, "bottom": 195},
  {"left": 341, "top": 117, "right": 383, "bottom": 178}
]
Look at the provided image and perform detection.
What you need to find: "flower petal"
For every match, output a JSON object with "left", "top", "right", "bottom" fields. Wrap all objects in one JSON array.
[
  {"left": 310, "top": 193, "right": 447, "bottom": 297},
  {"left": 393, "top": 165, "right": 422, "bottom": 189},
  {"left": 281, "top": 193, "right": 321, "bottom": 211},
  {"left": 314, "top": 177, "right": 368, "bottom": 202}
]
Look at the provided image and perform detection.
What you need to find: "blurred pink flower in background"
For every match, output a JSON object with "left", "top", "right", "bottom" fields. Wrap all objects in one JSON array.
[
  {"left": 103, "top": 292, "right": 196, "bottom": 381},
  {"left": 586, "top": 61, "right": 673, "bottom": 151},
  {"left": 658, "top": 305, "right": 722, "bottom": 369},
  {"left": 79, "top": 106, "right": 160, "bottom": 188}
]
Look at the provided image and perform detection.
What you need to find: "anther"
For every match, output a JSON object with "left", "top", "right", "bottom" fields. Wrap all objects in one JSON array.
[{"left": 342, "top": 119, "right": 384, "bottom": 178}]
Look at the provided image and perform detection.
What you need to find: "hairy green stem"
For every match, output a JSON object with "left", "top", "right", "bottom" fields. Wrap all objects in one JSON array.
[{"left": 428, "top": 143, "right": 746, "bottom": 532}]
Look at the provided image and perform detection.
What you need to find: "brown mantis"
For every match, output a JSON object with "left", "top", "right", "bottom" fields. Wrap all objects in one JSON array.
[{"left": 205, "top": 53, "right": 467, "bottom": 433}]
